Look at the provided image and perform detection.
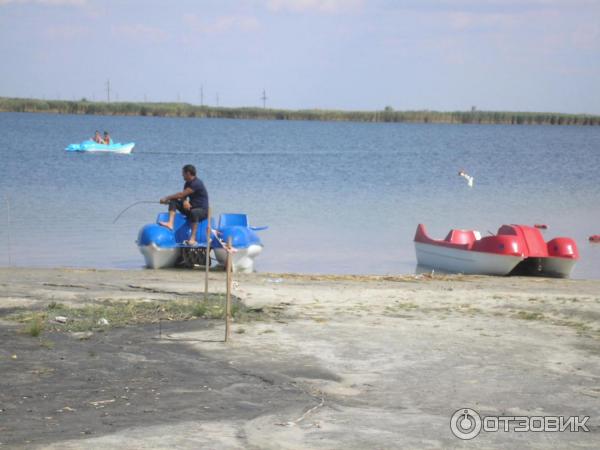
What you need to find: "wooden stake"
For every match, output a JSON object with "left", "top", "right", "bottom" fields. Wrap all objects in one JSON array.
[
  {"left": 225, "top": 236, "right": 233, "bottom": 342},
  {"left": 204, "top": 208, "right": 211, "bottom": 301},
  {"left": 5, "top": 196, "right": 11, "bottom": 266}
]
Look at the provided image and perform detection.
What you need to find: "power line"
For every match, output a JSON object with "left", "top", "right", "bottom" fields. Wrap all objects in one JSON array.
[{"left": 261, "top": 89, "right": 267, "bottom": 109}]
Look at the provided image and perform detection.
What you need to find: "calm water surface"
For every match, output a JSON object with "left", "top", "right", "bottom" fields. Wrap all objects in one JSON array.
[{"left": 1, "top": 112, "right": 599, "bottom": 278}]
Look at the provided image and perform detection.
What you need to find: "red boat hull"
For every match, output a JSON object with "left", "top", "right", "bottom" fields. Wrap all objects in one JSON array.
[{"left": 414, "top": 224, "right": 578, "bottom": 277}]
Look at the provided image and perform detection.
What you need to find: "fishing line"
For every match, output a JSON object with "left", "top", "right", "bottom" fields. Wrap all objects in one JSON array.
[{"left": 113, "top": 201, "right": 159, "bottom": 224}]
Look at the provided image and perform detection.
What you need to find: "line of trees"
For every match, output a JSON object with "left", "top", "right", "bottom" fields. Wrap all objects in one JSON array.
[{"left": 1, "top": 97, "right": 599, "bottom": 126}]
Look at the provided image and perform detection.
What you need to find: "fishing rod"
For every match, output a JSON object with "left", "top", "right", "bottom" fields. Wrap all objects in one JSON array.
[{"left": 113, "top": 200, "right": 160, "bottom": 224}]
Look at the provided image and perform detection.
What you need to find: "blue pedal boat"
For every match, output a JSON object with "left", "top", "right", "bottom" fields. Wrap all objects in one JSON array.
[
  {"left": 66, "top": 140, "right": 135, "bottom": 154},
  {"left": 137, "top": 212, "right": 267, "bottom": 272}
]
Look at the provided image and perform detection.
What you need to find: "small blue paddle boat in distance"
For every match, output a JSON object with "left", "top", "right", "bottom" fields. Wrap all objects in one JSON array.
[
  {"left": 137, "top": 212, "right": 267, "bottom": 272},
  {"left": 65, "top": 140, "right": 135, "bottom": 154}
]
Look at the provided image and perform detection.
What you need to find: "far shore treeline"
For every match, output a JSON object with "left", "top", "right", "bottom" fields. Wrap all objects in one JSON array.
[{"left": 1, "top": 97, "right": 599, "bottom": 126}]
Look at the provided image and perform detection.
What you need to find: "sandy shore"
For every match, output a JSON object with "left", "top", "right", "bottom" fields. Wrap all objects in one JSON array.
[{"left": 1, "top": 268, "right": 599, "bottom": 449}]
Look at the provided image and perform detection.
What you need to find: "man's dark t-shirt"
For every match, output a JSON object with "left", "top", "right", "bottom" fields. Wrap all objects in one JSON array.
[{"left": 184, "top": 178, "right": 209, "bottom": 210}]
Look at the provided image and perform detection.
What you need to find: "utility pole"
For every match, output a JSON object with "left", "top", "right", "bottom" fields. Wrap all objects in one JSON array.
[
  {"left": 200, "top": 85, "right": 204, "bottom": 106},
  {"left": 216, "top": 93, "right": 219, "bottom": 107},
  {"left": 261, "top": 89, "right": 267, "bottom": 109},
  {"left": 105, "top": 79, "right": 111, "bottom": 103}
]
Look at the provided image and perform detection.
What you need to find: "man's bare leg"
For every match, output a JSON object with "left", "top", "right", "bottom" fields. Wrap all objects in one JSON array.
[
  {"left": 158, "top": 209, "right": 176, "bottom": 230},
  {"left": 187, "top": 222, "right": 199, "bottom": 245}
]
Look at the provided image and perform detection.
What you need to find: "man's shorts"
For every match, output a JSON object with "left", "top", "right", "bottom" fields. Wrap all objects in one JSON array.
[{"left": 168, "top": 200, "right": 208, "bottom": 224}]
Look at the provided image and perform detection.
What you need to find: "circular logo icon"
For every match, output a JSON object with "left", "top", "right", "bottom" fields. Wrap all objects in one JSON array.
[{"left": 450, "top": 408, "right": 482, "bottom": 440}]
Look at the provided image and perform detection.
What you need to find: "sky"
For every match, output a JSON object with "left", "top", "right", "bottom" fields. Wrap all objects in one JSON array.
[{"left": 0, "top": 0, "right": 599, "bottom": 114}]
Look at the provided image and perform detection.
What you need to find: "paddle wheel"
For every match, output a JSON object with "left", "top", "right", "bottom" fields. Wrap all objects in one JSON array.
[{"left": 181, "top": 247, "right": 211, "bottom": 268}]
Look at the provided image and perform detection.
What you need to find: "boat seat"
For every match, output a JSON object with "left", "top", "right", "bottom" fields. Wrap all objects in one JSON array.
[
  {"left": 444, "top": 229, "right": 480, "bottom": 246},
  {"left": 219, "top": 213, "right": 248, "bottom": 228}
]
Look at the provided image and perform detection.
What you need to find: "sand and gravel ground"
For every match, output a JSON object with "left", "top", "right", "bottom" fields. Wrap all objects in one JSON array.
[{"left": 0, "top": 268, "right": 599, "bottom": 449}]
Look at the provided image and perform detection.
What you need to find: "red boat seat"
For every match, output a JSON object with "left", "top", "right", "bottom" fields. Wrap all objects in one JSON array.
[
  {"left": 498, "top": 225, "right": 548, "bottom": 257},
  {"left": 547, "top": 237, "right": 579, "bottom": 258},
  {"left": 444, "top": 229, "right": 480, "bottom": 246}
]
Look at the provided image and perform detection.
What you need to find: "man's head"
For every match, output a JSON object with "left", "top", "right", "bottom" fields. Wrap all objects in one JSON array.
[
  {"left": 182, "top": 164, "right": 196, "bottom": 181},
  {"left": 104, "top": 131, "right": 109, "bottom": 136},
  {"left": 95, "top": 130, "right": 100, "bottom": 136}
]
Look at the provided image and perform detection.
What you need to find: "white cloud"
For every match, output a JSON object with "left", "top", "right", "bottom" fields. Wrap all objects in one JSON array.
[
  {"left": 266, "top": 0, "right": 363, "bottom": 14},
  {"left": 0, "top": 0, "right": 86, "bottom": 6},
  {"left": 183, "top": 14, "right": 260, "bottom": 35},
  {"left": 45, "top": 24, "right": 86, "bottom": 39},
  {"left": 570, "top": 23, "right": 600, "bottom": 50},
  {"left": 433, "top": 0, "right": 594, "bottom": 6},
  {"left": 444, "top": 10, "right": 545, "bottom": 31},
  {"left": 112, "top": 24, "right": 168, "bottom": 44}
]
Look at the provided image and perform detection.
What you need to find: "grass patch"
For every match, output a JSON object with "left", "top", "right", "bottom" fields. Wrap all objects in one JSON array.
[
  {"left": 393, "top": 302, "right": 419, "bottom": 310},
  {"left": 39, "top": 340, "right": 54, "bottom": 349},
  {"left": 6, "top": 294, "right": 274, "bottom": 333},
  {"left": 23, "top": 314, "right": 44, "bottom": 337},
  {"left": 516, "top": 311, "right": 546, "bottom": 321},
  {"left": 554, "top": 320, "right": 593, "bottom": 335},
  {"left": 192, "top": 302, "right": 209, "bottom": 318}
]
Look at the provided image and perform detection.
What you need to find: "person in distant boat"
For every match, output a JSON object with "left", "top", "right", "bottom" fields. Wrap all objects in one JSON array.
[
  {"left": 103, "top": 131, "right": 112, "bottom": 145},
  {"left": 159, "top": 164, "right": 209, "bottom": 246},
  {"left": 92, "top": 130, "right": 104, "bottom": 144}
]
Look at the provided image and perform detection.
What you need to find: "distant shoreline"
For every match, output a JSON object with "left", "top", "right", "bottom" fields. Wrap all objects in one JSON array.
[{"left": 1, "top": 96, "right": 599, "bottom": 126}]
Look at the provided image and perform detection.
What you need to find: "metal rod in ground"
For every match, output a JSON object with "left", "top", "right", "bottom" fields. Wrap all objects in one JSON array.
[
  {"left": 5, "top": 195, "right": 11, "bottom": 266},
  {"left": 225, "top": 236, "right": 232, "bottom": 342},
  {"left": 204, "top": 208, "right": 211, "bottom": 301}
]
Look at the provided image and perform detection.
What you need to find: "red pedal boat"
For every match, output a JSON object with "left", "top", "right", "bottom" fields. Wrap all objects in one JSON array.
[{"left": 414, "top": 224, "right": 578, "bottom": 278}]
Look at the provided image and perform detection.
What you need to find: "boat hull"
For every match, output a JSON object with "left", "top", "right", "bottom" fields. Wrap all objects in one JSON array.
[
  {"left": 139, "top": 244, "right": 180, "bottom": 269},
  {"left": 414, "top": 242, "right": 524, "bottom": 275},
  {"left": 214, "top": 244, "right": 263, "bottom": 273},
  {"left": 542, "top": 257, "right": 577, "bottom": 278},
  {"left": 137, "top": 213, "right": 266, "bottom": 272},
  {"left": 510, "top": 257, "right": 577, "bottom": 278},
  {"left": 66, "top": 141, "right": 135, "bottom": 154}
]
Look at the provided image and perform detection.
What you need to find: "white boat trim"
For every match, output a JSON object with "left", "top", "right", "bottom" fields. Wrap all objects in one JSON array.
[
  {"left": 139, "top": 243, "right": 180, "bottom": 269},
  {"left": 214, "top": 244, "right": 263, "bottom": 273},
  {"left": 415, "top": 242, "right": 524, "bottom": 275},
  {"left": 85, "top": 143, "right": 135, "bottom": 154},
  {"left": 539, "top": 257, "right": 577, "bottom": 278}
]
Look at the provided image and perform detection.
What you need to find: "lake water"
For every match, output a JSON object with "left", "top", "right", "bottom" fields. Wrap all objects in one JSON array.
[{"left": 1, "top": 112, "right": 599, "bottom": 279}]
